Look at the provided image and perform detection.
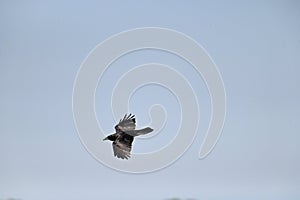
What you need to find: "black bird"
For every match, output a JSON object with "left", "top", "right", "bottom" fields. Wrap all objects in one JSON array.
[{"left": 103, "top": 113, "right": 153, "bottom": 159}]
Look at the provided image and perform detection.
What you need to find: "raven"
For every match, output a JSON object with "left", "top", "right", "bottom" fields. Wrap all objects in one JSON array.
[{"left": 103, "top": 113, "right": 153, "bottom": 159}]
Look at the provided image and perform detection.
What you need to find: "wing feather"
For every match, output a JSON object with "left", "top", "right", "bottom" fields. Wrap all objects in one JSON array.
[
  {"left": 115, "top": 113, "right": 136, "bottom": 132},
  {"left": 112, "top": 134, "right": 134, "bottom": 159}
]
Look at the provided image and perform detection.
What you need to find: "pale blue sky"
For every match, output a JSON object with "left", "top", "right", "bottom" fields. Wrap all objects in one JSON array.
[{"left": 1, "top": 1, "right": 300, "bottom": 199}]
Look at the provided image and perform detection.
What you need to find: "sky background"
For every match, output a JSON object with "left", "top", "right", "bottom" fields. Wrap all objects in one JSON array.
[{"left": 1, "top": 0, "right": 300, "bottom": 199}]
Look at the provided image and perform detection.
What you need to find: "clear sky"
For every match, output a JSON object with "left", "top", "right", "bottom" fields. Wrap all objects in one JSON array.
[{"left": 1, "top": 1, "right": 300, "bottom": 199}]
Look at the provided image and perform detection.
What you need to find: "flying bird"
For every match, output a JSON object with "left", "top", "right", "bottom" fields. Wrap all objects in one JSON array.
[{"left": 103, "top": 113, "right": 153, "bottom": 159}]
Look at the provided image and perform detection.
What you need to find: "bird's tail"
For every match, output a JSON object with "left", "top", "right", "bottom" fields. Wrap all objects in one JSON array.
[{"left": 134, "top": 127, "right": 153, "bottom": 136}]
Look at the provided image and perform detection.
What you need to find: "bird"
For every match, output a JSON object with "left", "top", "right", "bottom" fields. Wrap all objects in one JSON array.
[{"left": 103, "top": 113, "right": 153, "bottom": 159}]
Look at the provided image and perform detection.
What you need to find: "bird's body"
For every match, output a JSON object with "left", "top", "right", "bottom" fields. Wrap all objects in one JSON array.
[{"left": 103, "top": 114, "right": 153, "bottom": 159}]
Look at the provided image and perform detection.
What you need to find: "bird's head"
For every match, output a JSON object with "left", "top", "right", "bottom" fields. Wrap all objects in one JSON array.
[{"left": 103, "top": 134, "right": 117, "bottom": 141}]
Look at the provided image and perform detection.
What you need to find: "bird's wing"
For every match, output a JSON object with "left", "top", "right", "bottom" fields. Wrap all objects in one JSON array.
[
  {"left": 115, "top": 113, "right": 136, "bottom": 132},
  {"left": 112, "top": 134, "right": 133, "bottom": 159}
]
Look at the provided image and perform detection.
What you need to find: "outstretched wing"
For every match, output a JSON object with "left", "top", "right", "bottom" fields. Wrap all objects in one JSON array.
[
  {"left": 115, "top": 113, "right": 136, "bottom": 132},
  {"left": 112, "top": 134, "right": 134, "bottom": 159}
]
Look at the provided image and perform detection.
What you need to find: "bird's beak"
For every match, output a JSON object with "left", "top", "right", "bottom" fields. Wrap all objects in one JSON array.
[{"left": 103, "top": 137, "right": 108, "bottom": 141}]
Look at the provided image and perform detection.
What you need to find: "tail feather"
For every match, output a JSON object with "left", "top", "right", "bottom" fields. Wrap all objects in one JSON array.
[{"left": 134, "top": 127, "right": 153, "bottom": 136}]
